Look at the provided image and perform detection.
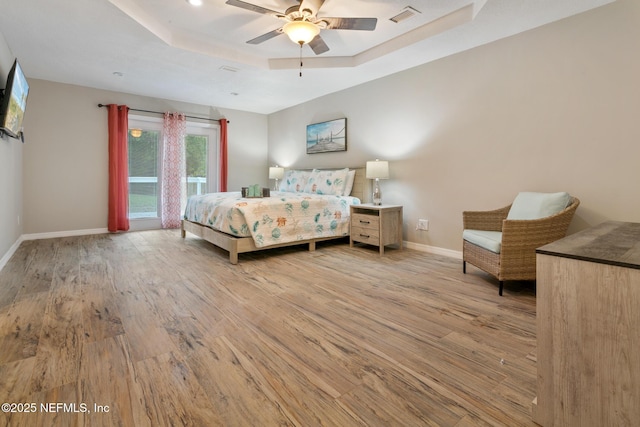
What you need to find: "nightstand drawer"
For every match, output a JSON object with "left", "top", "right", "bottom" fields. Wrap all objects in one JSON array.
[
  {"left": 351, "top": 226, "right": 380, "bottom": 245},
  {"left": 352, "top": 213, "right": 380, "bottom": 230}
]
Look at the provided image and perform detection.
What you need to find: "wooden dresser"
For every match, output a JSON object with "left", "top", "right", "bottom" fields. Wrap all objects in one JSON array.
[
  {"left": 533, "top": 221, "right": 640, "bottom": 426},
  {"left": 350, "top": 204, "right": 403, "bottom": 255}
]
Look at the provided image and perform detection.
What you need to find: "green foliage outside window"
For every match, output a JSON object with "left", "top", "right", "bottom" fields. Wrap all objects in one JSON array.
[
  {"left": 186, "top": 134, "right": 207, "bottom": 178},
  {"left": 128, "top": 129, "right": 210, "bottom": 217}
]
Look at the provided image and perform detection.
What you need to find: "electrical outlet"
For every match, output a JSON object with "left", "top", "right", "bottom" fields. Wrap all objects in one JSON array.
[{"left": 417, "top": 219, "right": 429, "bottom": 231}]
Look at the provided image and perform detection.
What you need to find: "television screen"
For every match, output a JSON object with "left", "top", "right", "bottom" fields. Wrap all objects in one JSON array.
[{"left": 0, "top": 59, "right": 29, "bottom": 139}]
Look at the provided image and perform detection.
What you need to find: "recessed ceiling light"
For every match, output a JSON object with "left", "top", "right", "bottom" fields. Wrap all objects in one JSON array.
[{"left": 186, "top": 0, "right": 203, "bottom": 6}]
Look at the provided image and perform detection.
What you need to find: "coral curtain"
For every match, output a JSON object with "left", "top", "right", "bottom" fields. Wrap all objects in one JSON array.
[
  {"left": 161, "top": 112, "right": 187, "bottom": 229},
  {"left": 107, "top": 104, "right": 130, "bottom": 232},
  {"left": 219, "top": 119, "right": 228, "bottom": 192}
]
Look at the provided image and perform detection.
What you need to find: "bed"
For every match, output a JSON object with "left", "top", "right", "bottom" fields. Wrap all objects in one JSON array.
[{"left": 181, "top": 167, "right": 368, "bottom": 264}]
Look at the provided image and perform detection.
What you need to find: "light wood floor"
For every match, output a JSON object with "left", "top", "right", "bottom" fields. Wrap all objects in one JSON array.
[{"left": 0, "top": 231, "right": 538, "bottom": 426}]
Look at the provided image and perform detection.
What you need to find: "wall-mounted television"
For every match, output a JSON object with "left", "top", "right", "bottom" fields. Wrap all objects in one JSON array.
[{"left": 0, "top": 59, "right": 29, "bottom": 140}]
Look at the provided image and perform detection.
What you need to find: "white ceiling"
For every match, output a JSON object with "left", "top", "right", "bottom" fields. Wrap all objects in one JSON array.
[{"left": 0, "top": 0, "right": 614, "bottom": 114}]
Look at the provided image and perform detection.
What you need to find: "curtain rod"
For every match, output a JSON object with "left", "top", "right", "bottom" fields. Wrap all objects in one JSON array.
[{"left": 97, "top": 104, "right": 227, "bottom": 123}]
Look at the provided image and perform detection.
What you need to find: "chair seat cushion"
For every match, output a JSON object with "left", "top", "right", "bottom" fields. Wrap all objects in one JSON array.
[
  {"left": 507, "top": 192, "right": 571, "bottom": 220},
  {"left": 463, "top": 229, "right": 502, "bottom": 254}
]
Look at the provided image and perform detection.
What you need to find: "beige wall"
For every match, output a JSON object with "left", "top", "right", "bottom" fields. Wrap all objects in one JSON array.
[
  {"left": 0, "top": 31, "right": 23, "bottom": 263},
  {"left": 268, "top": 0, "right": 640, "bottom": 253},
  {"left": 22, "top": 80, "right": 268, "bottom": 235},
  {"left": 3, "top": 0, "right": 638, "bottom": 258}
]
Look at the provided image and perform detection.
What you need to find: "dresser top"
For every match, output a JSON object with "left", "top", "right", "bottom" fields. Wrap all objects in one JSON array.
[{"left": 537, "top": 221, "right": 640, "bottom": 270}]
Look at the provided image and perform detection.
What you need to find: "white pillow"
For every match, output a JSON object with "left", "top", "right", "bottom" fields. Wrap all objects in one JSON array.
[
  {"left": 342, "top": 170, "right": 356, "bottom": 196},
  {"left": 507, "top": 192, "right": 571, "bottom": 220},
  {"left": 303, "top": 168, "right": 349, "bottom": 195},
  {"left": 279, "top": 170, "right": 310, "bottom": 193}
]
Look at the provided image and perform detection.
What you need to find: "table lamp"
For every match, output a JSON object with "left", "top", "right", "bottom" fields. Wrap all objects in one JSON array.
[
  {"left": 269, "top": 166, "right": 285, "bottom": 191},
  {"left": 366, "top": 159, "right": 389, "bottom": 205}
]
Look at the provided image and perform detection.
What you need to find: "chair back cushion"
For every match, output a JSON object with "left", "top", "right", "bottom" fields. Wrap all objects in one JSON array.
[
  {"left": 507, "top": 192, "right": 571, "bottom": 220},
  {"left": 462, "top": 230, "right": 503, "bottom": 253}
]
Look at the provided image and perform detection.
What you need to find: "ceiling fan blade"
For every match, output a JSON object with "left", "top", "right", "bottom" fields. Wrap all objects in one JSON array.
[
  {"left": 322, "top": 17, "right": 377, "bottom": 31},
  {"left": 298, "top": 0, "right": 325, "bottom": 16},
  {"left": 247, "top": 28, "right": 284, "bottom": 44},
  {"left": 309, "top": 35, "right": 329, "bottom": 55},
  {"left": 225, "top": 0, "right": 282, "bottom": 17}
]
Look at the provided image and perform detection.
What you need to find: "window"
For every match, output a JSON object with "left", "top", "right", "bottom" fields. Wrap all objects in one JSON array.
[
  {"left": 186, "top": 134, "right": 208, "bottom": 198},
  {"left": 128, "top": 120, "right": 161, "bottom": 219},
  {"left": 185, "top": 122, "right": 218, "bottom": 198},
  {"left": 127, "top": 115, "right": 218, "bottom": 230}
]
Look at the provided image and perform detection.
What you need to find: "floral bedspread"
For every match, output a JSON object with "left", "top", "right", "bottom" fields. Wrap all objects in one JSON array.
[{"left": 184, "top": 191, "right": 361, "bottom": 248}]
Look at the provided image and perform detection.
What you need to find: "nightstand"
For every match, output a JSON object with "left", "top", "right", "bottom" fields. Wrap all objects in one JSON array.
[{"left": 350, "top": 204, "right": 403, "bottom": 255}]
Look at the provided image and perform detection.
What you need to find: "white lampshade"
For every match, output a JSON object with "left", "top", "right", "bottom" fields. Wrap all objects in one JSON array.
[
  {"left": 283, "top": 20, "right": 320, "bottom": 45},
  {"left": 269, "top": 166, "right": 285, "bottom": 180},
  {"left": 366, "top": 159, "right": 389, "bottom": 180}
]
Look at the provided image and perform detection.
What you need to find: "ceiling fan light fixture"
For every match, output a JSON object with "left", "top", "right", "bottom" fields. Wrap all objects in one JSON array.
[{"left": 283, "top": 20, "right": 320, "bottom": 45}]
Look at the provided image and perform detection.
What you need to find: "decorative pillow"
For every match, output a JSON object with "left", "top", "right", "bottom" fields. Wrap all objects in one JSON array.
[
  {"left": 507, "top": 192, "right": 571, "bottom": 220},
  {"left": 342, "top": 170, "right": 356, "bottom": 196},
  {"left": 279, "top": 170, "right": 310, "bottom": 193},
  {"left": 303, "top": 168, "right": 349, "bottom": 195}
]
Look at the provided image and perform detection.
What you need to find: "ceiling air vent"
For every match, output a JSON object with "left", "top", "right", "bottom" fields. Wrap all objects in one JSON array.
[
  {"left": 219, "top": 65, "right": 239, "bottom": 73},
  {"left": 389, "top": 6, "right": 421, "bottom": 24}
]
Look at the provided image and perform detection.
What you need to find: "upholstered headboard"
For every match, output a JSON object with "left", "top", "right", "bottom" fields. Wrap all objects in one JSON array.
[{"left": 349, "top": 167, "right": 368, "bottom": 202}]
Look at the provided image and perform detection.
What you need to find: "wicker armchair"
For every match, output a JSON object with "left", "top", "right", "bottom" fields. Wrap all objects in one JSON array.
[{"left": 463, "top": 196, "right": 580, "bottom": 295}]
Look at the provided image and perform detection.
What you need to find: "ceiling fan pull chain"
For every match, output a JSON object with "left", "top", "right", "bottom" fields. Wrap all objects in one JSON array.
[{"left": 299, "top": 42, "right": 303, "bottom": 77}]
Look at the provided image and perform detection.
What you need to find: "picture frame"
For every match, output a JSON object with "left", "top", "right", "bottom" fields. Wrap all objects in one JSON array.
[{"left": 306, "top": 118, "right": 347, "bottom": 154}]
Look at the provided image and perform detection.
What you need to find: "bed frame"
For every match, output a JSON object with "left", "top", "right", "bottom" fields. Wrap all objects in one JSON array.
[{"left": 181, "top": 167, "right": 368, "bottom": 264}]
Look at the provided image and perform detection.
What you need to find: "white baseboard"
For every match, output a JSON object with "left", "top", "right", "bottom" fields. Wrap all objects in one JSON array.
[
  {"left": 21, "top": 228, "right": 110, "bottom": 241},
  {"left": 2, "top": 229, "right": 460, "bottom": 273},
  {"left": 0, "top": 228, "right": 110, "bottom": 273},
  {"left": 0, "top": 235, "right": 25, "bottom": 272},
  {"left": 404, "top": 241, "right": 462, "bottom": 259}
]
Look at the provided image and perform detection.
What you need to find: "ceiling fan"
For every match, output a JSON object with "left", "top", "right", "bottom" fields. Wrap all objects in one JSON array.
[{"left": 225, "top": 0, "right": 378, "bottom": 55}]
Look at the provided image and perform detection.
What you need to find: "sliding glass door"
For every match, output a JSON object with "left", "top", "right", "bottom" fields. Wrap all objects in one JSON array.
[{"left": 127, "top": 115, "right": 218, "bottom": 230}]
